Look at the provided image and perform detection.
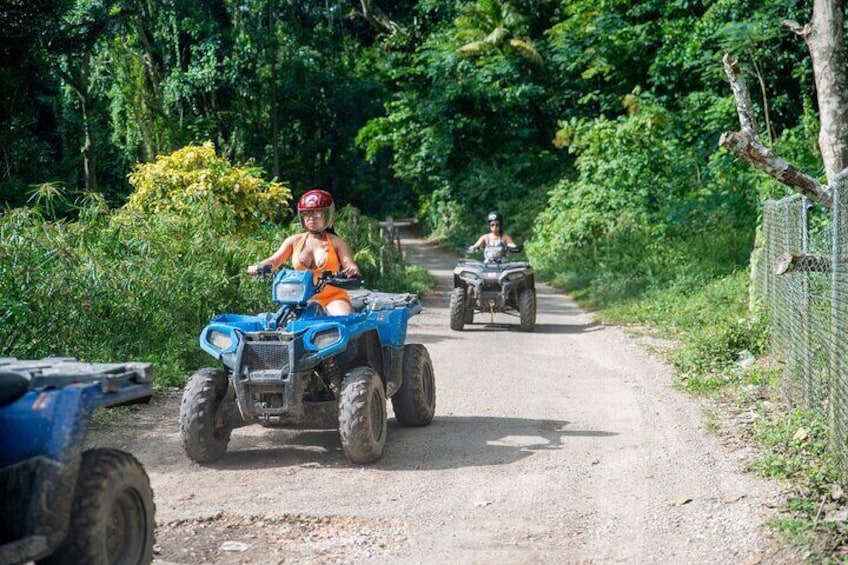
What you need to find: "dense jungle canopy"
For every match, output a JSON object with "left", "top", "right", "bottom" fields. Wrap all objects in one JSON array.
[{"left": 0, "top": 1, "right": 828, "bottom": 268}]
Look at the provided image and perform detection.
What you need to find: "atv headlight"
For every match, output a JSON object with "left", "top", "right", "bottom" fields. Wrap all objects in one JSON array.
[
  {"left": 505, "top": 272, "right": 525, "bottom": 281},
  {"left": 312, "top": 328, "right": 341, "bottom": 349},
  {"left": 208, "top": 330, "right": 234, "bottom": 351},
  {"left": 461, "top": 270, "right": 480, "bottom": 281},
  {"left": 275, "top": 282, "right": 306, "bottom": 303}
]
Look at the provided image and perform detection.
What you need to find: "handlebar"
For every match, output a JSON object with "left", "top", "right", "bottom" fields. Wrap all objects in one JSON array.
[
  {"left": 466, "top": 244, "right": 524, "bottom": 255},
  {"left": 251, "top": 265, "right": 362, "bottom": 288},
  {"left": 257, "top": 264, "right": 274, "bottom": 276},
  {"left": 319, "top": 270, "right": 363, "bottom": 290}
]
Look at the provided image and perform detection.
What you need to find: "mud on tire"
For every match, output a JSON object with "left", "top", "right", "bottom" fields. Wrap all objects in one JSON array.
[
  {"left": 518, "top": 287, "right": 536, "bottom": 332},
  {"left": 180, "top": 368, "right": 232, "bottom": 463},
  {"left": 449, "top": 287, "right": 466, "bottom": 331},
  {"left": 40, "top": 448, "right": 155, "bottom": 565},
  {"left": 392, "top": 344, "right": 436, "bottom": 427},
  {"left": 339, "top": 367, "right": 387, "bottom": 464}
]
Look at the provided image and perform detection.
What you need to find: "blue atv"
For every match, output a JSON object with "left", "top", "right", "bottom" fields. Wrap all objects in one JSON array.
[
  {"left": 0, "top": 357, "right": 155, "bottom": 565},
  {"left": 180, "top": 268, "right": 436, "bottom": 465}
]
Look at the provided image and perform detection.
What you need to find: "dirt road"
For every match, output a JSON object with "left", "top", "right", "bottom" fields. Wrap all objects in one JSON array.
[{"left": 91, "top": 231, "right": 795, "bottom": 564}]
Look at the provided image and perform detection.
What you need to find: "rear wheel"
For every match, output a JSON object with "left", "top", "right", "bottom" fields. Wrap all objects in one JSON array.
[
  {"left": 392, "top": 344, "right": 436, "bottom": 426},
  {"left": 518, "top": 287, "right": 536, "bottom": 332},
  {"left": 180, "top": 368, "right": 232, "bottom": 463},
  {"left": 39, "top": 449, "right": 155, "bottom": 565},
  {"left": 449, "top": 287, "right": 466, "bottom": 331},
  {"left": 339, "top": 367, "right": 387, "bottom": 464}
]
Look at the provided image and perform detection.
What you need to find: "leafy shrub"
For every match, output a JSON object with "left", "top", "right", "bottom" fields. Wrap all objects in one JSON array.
[
  {"left": 0, "top": 195, "right": 428, "bottom": 389},
  {"left": 125, "top": 142, "right": 292, "bottom": 231}
]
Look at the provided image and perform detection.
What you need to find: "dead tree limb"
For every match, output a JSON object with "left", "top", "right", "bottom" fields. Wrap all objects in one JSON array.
[
  {"left": 720, "top": 130, "right": 833, "bottom": 208},
  {"left": 719, "top": 54, "right": 833, "bottom": 208},
  {"left": 774, "top": 252, "right": 837, "bottom": 275},
  {"left": 356, "top": 1, "right": 400, "bottom": 35}
]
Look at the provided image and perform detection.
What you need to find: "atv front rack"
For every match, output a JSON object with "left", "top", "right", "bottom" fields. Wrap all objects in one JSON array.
[{"left": 0, "top": 357, "right": 153, "bottom": 392}]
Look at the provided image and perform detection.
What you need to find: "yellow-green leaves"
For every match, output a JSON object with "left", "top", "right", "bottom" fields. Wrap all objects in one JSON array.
[{"left": 125, "top": 142, "right": 292, "bottom": 232}]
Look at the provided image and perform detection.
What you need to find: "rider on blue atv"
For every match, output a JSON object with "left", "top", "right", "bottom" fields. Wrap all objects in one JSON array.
[
  {"left": 247, "top": 189, "right": 359, "bottom": 315},
  {"left": 184, "top": 189, "right": 436, "bottom": 465},
  {"left": 467, "top": 210, "right": 522, "bottom": 262}
]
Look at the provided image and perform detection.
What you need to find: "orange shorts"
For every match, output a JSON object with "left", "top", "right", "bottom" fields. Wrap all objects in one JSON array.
[{"left": 311, "top": 285, "right": 351, "bottom": 308}]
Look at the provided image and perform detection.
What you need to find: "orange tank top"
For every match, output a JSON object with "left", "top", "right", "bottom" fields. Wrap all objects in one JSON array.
[
  {"left": 292, "top": 232, "right": 342, "bottom": 274},
  {"left": 291, "top": 233, "right": 350, "bottom": 308}
]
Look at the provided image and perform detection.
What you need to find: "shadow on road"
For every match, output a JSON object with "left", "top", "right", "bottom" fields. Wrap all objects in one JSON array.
[
  {"left": 201, "top": 415, "right": 618, "bottom": 471},
  {"left": 450, "top": 321, "right": 602, "bottom": 334}
]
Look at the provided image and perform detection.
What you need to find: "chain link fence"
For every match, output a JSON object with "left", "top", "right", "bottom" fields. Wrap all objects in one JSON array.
[{"left": 756, "top": 187, "right": 848, "bottom": 481}]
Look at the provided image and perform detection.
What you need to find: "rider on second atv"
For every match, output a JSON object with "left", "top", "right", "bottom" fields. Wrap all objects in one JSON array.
[{"left": 467, "top": 211, "right": 521, "bottom": 261}]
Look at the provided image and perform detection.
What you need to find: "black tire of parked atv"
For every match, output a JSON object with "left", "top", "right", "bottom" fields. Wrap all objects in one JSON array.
[
  {"left": 518, "top": 287, "right": 536, "bottom": 332},
  {"left": 392, "top": 344, "right": 436, "bottom": 427},
  {"left": 449, "top": 287, "right": 466, "bottom": 331},
  {"left": 463, "top": 302, "right": 474, "bottom": 324},
  {"left": 339, "top": 367, "right": 387, "bottom": 464},
  {"left": 180, "top": 367, "right": 232, "bottom": 463},
  {"left": 38, "top": 448, "right": 155, "bottom": 565}
]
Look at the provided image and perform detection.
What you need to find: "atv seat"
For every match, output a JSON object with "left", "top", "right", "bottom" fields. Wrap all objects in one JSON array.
[
  {"left": 0, "top": 371, "right": 29, "bottom": 407},
  {"left": 348, "top": 290, "right": 419, "bottom": 313}
]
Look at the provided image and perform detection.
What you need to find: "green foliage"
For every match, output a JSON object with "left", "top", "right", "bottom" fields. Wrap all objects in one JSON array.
[
  {"left": 0, "top": 198, "right": 421, "bottom": 389},
  {"left": 751, "top": 408, "right": 834, "bottom": 482},
  {"left": 750, "top": 408, "right": 847, "bottom": 561},
  {"left": 125, "top": 142, "right": 292, "bottom": 231}
]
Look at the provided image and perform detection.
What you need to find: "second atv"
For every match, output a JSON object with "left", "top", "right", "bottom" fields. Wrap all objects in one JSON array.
[
  {"left": 450, "top": 246, "right": 536, "bottom": 332},
  {"left": 180, "top": 268, "right": 436, "bottom": 465}
]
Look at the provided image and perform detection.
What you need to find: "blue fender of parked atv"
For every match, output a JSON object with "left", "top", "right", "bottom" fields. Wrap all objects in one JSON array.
[
  {"left": 0, "top": 359, "right": 153, "bottom": 565},
  {"left": 0, "top": 362, "right": 153, "bottom": 467}
]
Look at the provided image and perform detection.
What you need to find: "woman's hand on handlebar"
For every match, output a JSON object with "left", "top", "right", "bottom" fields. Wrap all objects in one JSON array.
[
  {"left": 247, "top": 263, "right": 273, "bottom": 276},
  {"left": 341, "top": 263, "right": 360, "bottom": 279}
]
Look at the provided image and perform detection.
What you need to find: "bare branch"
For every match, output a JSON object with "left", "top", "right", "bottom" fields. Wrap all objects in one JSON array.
[
  {"left": 722, "top": 54, "right": 758, "bottom": 137},
  {"left": 782, "top": 19, "right": 810, "bottom": 37},
  {"left": 721, "top": 51, "right": 834, "bottom": 208},
  {"left": 357, "top": 0, "right": 399, "bottom": 35},
  {"left": 719, "top": 131, "right": 833, "bottom": 208},
  {"left": 774, "top": 252, "right": 840, "bottom": 275}
]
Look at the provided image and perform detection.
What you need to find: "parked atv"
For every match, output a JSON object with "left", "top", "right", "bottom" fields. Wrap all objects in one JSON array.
[
  {"left": 450, "top": 246, "right": 536, "bottom": 332},
  {"left": 180, "top": 268, "right": 436, "bottom": 465},
  {"left": 0, "top": 357, "right": 155, "bottom": 565}
]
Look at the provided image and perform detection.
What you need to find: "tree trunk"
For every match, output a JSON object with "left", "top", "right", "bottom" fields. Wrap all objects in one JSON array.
[
  {"left": 80, "top": 96, "right": 98, "bottom": 193},
  {"left": 60, "top": 62, "right": 98, "bottom": 193},
  {"left": 785, "top": 0, "right": 848, "bottom": 185},
  {"left": 269, "top": 2, "right": 280, "bottom": 180}
]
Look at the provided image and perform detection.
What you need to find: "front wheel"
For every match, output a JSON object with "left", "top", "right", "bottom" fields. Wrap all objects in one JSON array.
[
  {"left": 39, "top": 449, "right": 155, "bottom": 565},
  {"left": 180, "top": 368, "right": 232, "bottom": 463},
  {"left": 392, "top": 344, "right": 436, "bottom": 426},
  {"left": 518, "top": 287, "right": 536, "bottom": 332},
  {"left": 339, "top": 367, "right": 387, "bottom": 464},
  {"left": 449, "top": 287, "right": 466, "bottom": 331}
]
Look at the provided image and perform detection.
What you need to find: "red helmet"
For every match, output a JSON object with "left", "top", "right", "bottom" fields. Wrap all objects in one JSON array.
[{"left": 297, "top": 189, "right": 336, "bottom": 232}]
